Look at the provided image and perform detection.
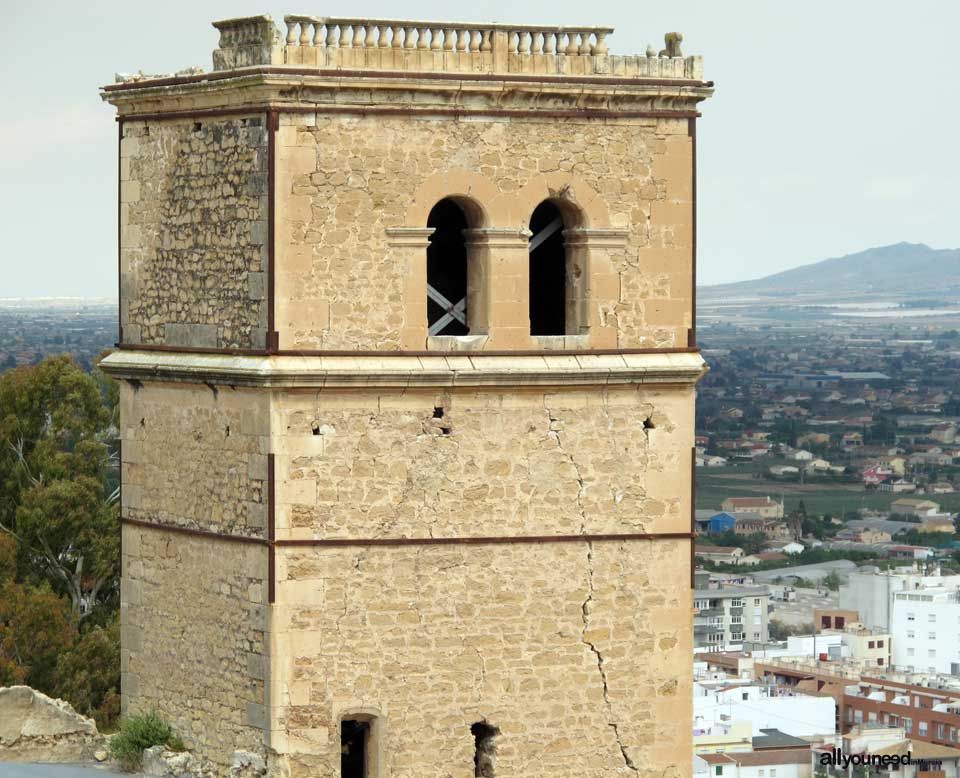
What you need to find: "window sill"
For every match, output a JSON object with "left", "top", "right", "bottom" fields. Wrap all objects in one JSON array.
[
  {"left": 426, "top": 335, "right": 489, "bottom": 351},
  {"left": 531, "top": 334, "right": 590, "bottom": 350}
]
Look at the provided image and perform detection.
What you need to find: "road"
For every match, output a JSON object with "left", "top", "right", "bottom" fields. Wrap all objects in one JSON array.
[{"left": 0, "top": 765, "right": 131, "bottom": 777}]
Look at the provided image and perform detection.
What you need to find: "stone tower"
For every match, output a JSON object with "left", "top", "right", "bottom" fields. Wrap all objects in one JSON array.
[{"left": 100, "top": 14, "right": 712, "bottom": 778}]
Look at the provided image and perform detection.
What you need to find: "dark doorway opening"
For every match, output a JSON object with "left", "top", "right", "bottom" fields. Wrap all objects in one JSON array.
[
  {"left": 528, "top": 201, "right": 566, "bottom": 335},
  {"left": 427, "top": 198, "right": 470, "bottom": 336},
  {"left": 341, "top": 719, "right": 369, "bottom": 778},
  {"left": 471, "top": 721, "right": 499, "bottom": 777}
]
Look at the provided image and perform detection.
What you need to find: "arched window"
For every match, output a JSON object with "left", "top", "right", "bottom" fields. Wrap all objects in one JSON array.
[
  {"left": 427, "top": 199, "right": 469, "bottom": 336},
  {"left": 528, "top": 201, "right": 566, "bottom": 336}
]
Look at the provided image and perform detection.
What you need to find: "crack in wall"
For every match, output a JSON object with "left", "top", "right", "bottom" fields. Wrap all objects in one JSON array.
[
  {"left": 581, "top": 541, "right": 638, "bottom": 775},
  {"left": 544, "top": 403, "right": 587, "bottom": 533}
]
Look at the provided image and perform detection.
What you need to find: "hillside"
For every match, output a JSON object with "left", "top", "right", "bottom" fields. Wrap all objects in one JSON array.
[{"left": 702, "top": 242, "right": 960, "bottom": 299}]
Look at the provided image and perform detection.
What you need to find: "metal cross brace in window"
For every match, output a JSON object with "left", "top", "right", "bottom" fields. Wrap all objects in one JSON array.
[
  {"left": 528, "top": 216, "right": 563, "bottom": 253},
  {"left": 427, "top": 284, "right": 467, "bottom": 335}
]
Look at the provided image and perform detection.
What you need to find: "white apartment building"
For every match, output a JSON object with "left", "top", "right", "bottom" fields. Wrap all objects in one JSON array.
[
  {"left": 891, "top": 587, "right": 960, "bottom": 675},
  {"left": 694, "top": 681, "right": 836, "bottom": 738},
  {"left": 839, "top": 566, "right": 960, "bottom": 631},
  {"left": 695, "top": 587, "right": 771, "bottom": 649},
  {"left": 696, "top": 750, "right": 812, "bottom": 778}
]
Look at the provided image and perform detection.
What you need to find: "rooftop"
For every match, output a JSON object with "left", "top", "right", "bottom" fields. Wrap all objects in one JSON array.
[{"left": 110, "top": 14, "right": 706, "bottom": 84}]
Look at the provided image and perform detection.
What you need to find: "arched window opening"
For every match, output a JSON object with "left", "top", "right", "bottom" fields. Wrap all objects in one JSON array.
[
  {"left": 528, "top": 201, "right": 566, "bottom": 336},
  {"left": 427, "top": 199, "right": 469, "bottom": 336}
]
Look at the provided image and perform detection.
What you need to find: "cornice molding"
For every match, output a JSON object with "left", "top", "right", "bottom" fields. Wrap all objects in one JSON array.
[{"left": 100, "top": 350, "right": 708, "bottom": 388}]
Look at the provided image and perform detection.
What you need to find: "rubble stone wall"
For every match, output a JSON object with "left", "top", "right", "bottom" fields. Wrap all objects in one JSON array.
[
  {"left": 120, "top": 116, "right": 269, "bottom": 350},
  {"left": 119, "top": 382, "right": 270, "bottom": 770},
  {"left": 121, "top": 523, "right": 269, "bottom": 771},
  {"left": 273, "top": 384, "right": 694, "bottom": 539},
  {"left": 120, "top": 382, "right": 269, "bottom": 537},
  {"left": 271, "top": 541, "right": 692, "bottom": 778},
  {"left": 268, "top": 383, "right": 693, "bottom": 777},
  {"left": 275, "top": 114, "right": 693, "bottom": 351}
]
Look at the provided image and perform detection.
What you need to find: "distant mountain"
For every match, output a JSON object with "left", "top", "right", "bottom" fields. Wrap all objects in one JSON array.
[{"left": 702, "top": 243, "right": 960, "bottom": 299}]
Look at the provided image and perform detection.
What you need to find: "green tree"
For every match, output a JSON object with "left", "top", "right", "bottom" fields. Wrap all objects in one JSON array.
[
  {"left": 56, "top": 617, "right": 121, "bottom": 728},
  {"left": 0, "top": 580, "right": 75, "bottom": 690},
  {"left": 822, "top": 571, "right": 842, "bottom": 591},
  {"left": 0, "top": 356, "right": 119, "bottom": 620}
]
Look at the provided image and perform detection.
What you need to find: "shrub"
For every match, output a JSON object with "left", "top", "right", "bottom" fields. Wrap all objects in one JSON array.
[{"left": 109, "top": 712, "right": 184, "bottom": 771}]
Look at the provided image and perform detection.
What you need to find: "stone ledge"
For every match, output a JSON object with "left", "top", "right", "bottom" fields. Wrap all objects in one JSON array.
[{"left": 99, "top": 350, "right": 707, "bottom": 388}]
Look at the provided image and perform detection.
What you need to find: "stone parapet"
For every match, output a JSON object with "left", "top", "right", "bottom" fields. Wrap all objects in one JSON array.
[{"left": 206, "top": 15, "right": 704, "bottom": 80}]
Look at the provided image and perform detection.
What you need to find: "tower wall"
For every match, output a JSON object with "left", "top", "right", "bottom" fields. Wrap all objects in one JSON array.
[
  {"left": 102, "top": 13, "right": 713, "bottom": 777},
  {"left": 120, "top": 116, "right": 269, "bottom": 350},
  {"left": 274, "top": 114, "right": 693, "bottom": 351},
  {"left": 120, "top": 382, "right": 271, "bottom": 768}
]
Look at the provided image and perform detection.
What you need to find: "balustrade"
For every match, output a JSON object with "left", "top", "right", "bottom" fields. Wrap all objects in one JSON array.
[
  {"left": 210, "top": 15, "right": 703, "bottom": 79},
  {"left": 282, "top": 16, "right": 612, "bottom": 57}
]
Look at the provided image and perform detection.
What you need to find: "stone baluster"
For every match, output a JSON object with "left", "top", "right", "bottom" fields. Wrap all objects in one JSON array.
[
  {"left": 403, "top": 26, "right": 416, "bottom": 49},
  {"left": 469, "top": 29, "right": 481, "bottom": 52},
  {"left": 579, "top": 31, "right": 592, "bottom": 55},
  {"left": 365, "top": 24, "right": 377, "bottom": 47},
  {"left": 480, "top": 29, "right": 492, "bottom": 52},
  {"left": 327, "top": 23, "right": 338, "bottom": 48},
  {"left": 543, "top": 31, "right": 556, "bottom": 54},
  {"left": 285, "top": 19, "right": 298, "bottom": 45},
  {"left": 313, "top": 22, "right": 325, "bottom": 47},
  {"left": 417, "top": 27, "right": 429, "bottom": 49},
  {"left": 429, "top": 26, "right": 441, "bottom": 50},
  {"left": 518, "top": 30, "right": 531, "bottom": 54},
  {"left": 377, "top": 24, "right": 389, "bottom": 47},
  {"left": 339, "top": 24, "right": 352, "bottom": 48},
  {"left": 594, "top": 30, "right": 609, "bottom": 55},
  {"left": 456, "top": 29, "right": 467, "bottom": 51},
  {"left": 531, "top": 31, "right": 543, "bottom": 54},
  {"left": 300, "top": 21, "right": 312, "bottom": 47},
  {"left": 353, "top": 23, "right": 366, "bottom": 48},
  {"left": 391, "top": 25, "right": 403, "bottom": 48},
  {"left": 443, "top": 28, "right": 455, "bottom": 51},
  {"left": 510, "top": 31, "right": 519, "bottom": 54}
]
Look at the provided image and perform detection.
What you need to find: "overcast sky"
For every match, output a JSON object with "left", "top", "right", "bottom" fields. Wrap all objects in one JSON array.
[{"left": 2, "top": 0, "right": 958, "bottom": 297}]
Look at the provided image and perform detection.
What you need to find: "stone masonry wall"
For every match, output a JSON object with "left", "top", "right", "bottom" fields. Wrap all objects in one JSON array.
[
  {"left": 273, "top": 385, "right": 693, "bottom": 540},
  {"left": 269, "top": 383, "right": 693, "bottom": 776},
  {"left": 271, "top": 540, "right": 692, "bottom": 778},
  {"left": 120, "top": 117, "right": 268, "bottom": 349},
  {"left": 121, "top": 382, "right": 269, "bottom": 537},
  {"left": 122, "top": 523, "right": 268, "bottom": 770},
  {"left": 119, "top": 382, "right": 270, "bottom": 770},
  {"left": 275, "top": 114, "right": 693, "bottom": 350}
]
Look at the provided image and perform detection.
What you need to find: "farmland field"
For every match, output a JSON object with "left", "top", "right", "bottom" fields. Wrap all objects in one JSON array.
[{"left": 695, "top": 466, "right": 960, "bottom": 516}]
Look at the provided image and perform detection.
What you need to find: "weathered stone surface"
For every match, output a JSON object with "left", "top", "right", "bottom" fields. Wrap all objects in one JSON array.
[
  {"left": 119, "top": 117, "right": 268, "bottom": 350},
  {"left": 0, "top": 686, "right": 104, "bottom": 763},
  {"left": 142, "top": 745, "right": 216, "bottom": 777},
  {"left": 229, "top": 750, "right": 267, "bottom": 777}
]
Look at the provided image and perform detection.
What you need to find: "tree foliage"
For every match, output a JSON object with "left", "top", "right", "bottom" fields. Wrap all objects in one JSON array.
[
  {"left": 0, "top": 355, "right": 120, "bottom": 728},
  {"left": 0, "top": 580, "right": 75, "bottom": 691},
  {"left": 0, "top": 355, "right": 119, "bottom": 620}
]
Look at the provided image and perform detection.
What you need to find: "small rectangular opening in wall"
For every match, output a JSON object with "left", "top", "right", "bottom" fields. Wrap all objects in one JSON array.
[
  {"left": 342, "top": 719, "right": 370, "bottom": 778},
  {"left": 472, "top": 721, "right": 499, "bottom": 777}
]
